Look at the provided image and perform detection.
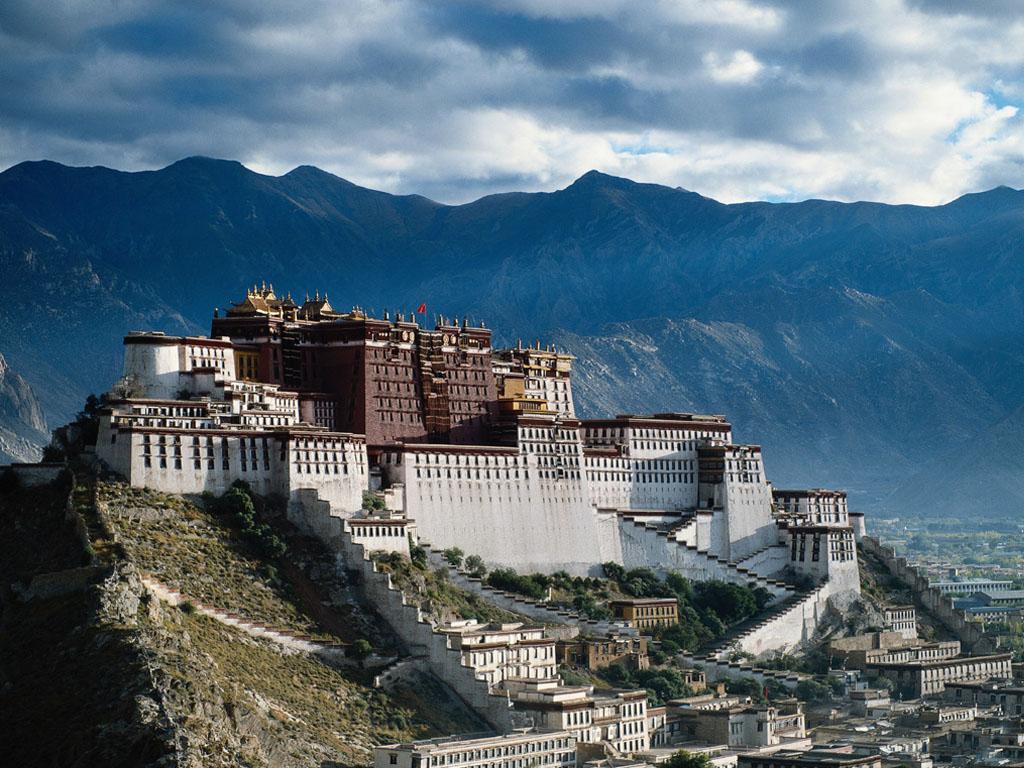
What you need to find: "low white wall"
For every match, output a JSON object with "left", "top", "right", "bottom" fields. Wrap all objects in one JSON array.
[{"left": 5, "top": 463, "right": 66, "bottom": 487}]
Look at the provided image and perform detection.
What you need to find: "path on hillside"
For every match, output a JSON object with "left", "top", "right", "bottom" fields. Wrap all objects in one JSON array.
[{"left": 140, "top": 574, "right": 355, "bottom": 658}]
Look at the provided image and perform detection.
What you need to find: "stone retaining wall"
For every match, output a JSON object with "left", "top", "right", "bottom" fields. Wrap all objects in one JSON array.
[
  {"left": 722, "top": 584, "right": 832, "bottom": 658},
  {"left": 860, "top": 536, "right": 994, "bottom": 654}
]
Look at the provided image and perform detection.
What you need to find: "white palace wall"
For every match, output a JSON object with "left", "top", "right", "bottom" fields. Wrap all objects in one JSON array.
[
  {"left": 382, "top": 447, "right": 621, "bottom": 575},
  {"left": 97, "top": 412, "right": 367, "bottom": 515}
]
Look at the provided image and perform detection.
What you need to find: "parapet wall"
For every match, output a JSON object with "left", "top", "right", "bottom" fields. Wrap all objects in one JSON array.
[
  {"left": 339, "top": 531, "right": 516, "bottom": 730},
  {"left": 860, "top": 536, "right": 994, "bottom": 654},
  {"left": 3, "top": 462, "right": 66, "bottom": 487},
  {"left": 286, "top": 495, "right": 516, "bottom": 730}
]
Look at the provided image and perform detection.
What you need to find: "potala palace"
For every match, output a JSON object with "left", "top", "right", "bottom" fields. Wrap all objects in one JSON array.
[{"left": 96, "top": 284, "right": 865, "bottom": 668}]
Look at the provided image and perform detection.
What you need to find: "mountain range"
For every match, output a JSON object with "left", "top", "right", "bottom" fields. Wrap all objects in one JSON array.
[{"left": 0, "top": 157, "right": 1021, "bottom": 520}]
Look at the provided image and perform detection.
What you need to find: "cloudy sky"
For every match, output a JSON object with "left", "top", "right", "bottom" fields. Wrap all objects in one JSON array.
[{"left": 2, "top": 0, "right": 1023, "bottom": 204}]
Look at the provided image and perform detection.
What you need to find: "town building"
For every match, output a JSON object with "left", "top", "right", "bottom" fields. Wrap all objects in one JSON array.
[
  {"left": 609, "top": 598, "right": 679, "bottom": 629},
  {"left": 556, "top": 634, "right": 650, "bottom": 672},
  {"left": 673, "top": 700, "right": 807, "bottom": 749},
  {"left": 866, "top": 652, "right": 1013, "bottom": 698},
  {"left": 438, "top": 621, "right": 557, "bottom": 687},
  {"left": 737, "top": 746, "right": 881, "bottom": 768},
  {"left": 928, "top": 579, "right": 1014, "bottom": 597},
  {"left": 944, "top": 680, "right": 1024, "bottom": 717},
  {"left": 849, "top": 689, "right": 891, "bottom": 717},
  {"left": 374, "top": 730, "right": 576, "bottom": 768},
  {"left": 881, "top": 607, "right": 917, "bottom": 640},
  {"left": 507, "top": 680, "right": 650, "bottom": 754}
]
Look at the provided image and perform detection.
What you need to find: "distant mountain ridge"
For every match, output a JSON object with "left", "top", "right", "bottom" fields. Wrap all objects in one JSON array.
[{"left": 0, "top": 157, "right": 1021, "bottom": 519}]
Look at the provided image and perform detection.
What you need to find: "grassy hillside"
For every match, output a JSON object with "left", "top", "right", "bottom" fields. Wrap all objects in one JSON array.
[{"left": 0, "top": 472, "right": 481, "bottom": 767}]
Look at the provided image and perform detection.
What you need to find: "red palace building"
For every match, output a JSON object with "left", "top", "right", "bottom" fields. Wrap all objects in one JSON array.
[{"left": 210, "top": 284, "right": 499, "bottom": 446}]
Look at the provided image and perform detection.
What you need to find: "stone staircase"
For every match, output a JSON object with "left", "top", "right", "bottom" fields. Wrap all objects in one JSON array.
[
  {"left": 731, "top": 543, "right": 779, "bottom": 570},
  {"left": 619, "top": 515, "right": 795, "bottom": 601},
  {"left": 670, "top": 586, "right": 829, "bottom": 691},
  {"left": 706, "top": 586, "right": 816, "bottom": 659},
  {"left": 677, "top": 649, "right": 808, "bottom": 689}
]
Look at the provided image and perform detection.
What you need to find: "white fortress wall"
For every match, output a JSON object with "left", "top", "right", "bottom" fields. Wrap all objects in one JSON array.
[
  {"left": 583, "top": 452, "right": 698, "bottom": 510},
  {"left": 124, "top": 334, "right": 236, "bottom": 398},
  {"left": 385, "top": 446, "right": 618, "bottom": 575},
  {"left": 124, "top": 337, "right": 184, "bottom": 398}
]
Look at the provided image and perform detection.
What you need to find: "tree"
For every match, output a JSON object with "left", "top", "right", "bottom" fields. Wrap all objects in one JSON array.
[
  {"left": 664, "top": 750, "right": 712, "bottom": 768},
  {"left": 485, "top": 568, "right": 548, "bottom": 600},
  {"left": 351, "top": 639, "right": 373, "bottom": 660},
  {"left": 43, "top": 394, "right": 104, "bottom": 463},
  {"left": 795, "top": 679, "right": 833, "bottom": 703},
  {"left": 443, "top": 547, "right": 465, "bottom": 568},
  {"left": 410, "top": 542, "right": 428, "bottom": 570},
  {"left": 362, "top": 491, "right": 387, "bottom": 511},
  {"left": 464, "top": 555, "right": 486, "bottom": 578}
]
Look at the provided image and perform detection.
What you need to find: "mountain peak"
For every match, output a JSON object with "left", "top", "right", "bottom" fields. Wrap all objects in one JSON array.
[
  {"left": 163, "top": 156, "right": 249, "bottom": 175},
  {"left": 567, "top": 169, "right": 633, "bottom": 189}
]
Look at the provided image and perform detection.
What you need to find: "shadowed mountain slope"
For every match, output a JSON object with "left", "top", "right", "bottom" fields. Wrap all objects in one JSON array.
[{"left": 1, "top": 158, "right": 1021, "bottom": 518}]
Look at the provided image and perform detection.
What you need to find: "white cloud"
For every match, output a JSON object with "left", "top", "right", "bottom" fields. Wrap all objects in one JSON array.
[{"left": 703, "top": 50, "right": 765, "bottom": 84}]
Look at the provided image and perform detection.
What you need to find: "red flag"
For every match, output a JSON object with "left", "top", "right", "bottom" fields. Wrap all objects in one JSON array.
[{"left": 417, "top": 303, "right": 426, "bottom": 314}]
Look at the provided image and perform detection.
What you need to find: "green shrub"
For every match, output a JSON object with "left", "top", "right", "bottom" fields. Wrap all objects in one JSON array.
[
  {"left": 485, "top": 568, "right": 548, "bottom": 600},
  {"left": 795, "top": 679, "right": 834, "bottom": 703},
  {"left": 211, "top": 483, "right": 286, "bottom": 560},
  {"left": 362, "top": 491, "right": 387, "bottom": 511},
  {"left": 664, "top": 750, "right": 712, "bottom": 768},
  {"left": 464, "top": 555, "right": 486, "bottom": 578},
  {"left": 443, "top": 547, "right": 465, "bottom": 568}
]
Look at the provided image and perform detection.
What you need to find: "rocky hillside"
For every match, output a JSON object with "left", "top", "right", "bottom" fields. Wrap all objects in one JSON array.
[
  {"left": 1, "top": 158, "right": 1022, "bottom": 518},
  {"left": 0, "top": 472, "right": 480, "bottom": 767},
  {"left": 0, "top": 353, "right": 47, "bottom": 462}
]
